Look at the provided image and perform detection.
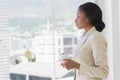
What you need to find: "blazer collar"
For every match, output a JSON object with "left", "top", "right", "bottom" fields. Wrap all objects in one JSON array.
[{"left": 82, "top": 26, "right": 96, "bottom": 37}]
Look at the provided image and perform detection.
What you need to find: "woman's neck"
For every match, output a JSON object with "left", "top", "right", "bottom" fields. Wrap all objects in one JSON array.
[{"left": 84, "top": 25, "right": 93, "bottom": 33}]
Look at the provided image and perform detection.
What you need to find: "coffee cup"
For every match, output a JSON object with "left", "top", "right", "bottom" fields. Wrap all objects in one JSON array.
[{"left": 58, "top": 53, "right": 70, "bottom": 61}]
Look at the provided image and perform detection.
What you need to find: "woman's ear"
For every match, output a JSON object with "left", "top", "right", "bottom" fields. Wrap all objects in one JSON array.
[
  {"left": 86, "top": 18, "right": 90, "bottom": 24},
  {"left": 84, "top": 17, "right": 90, "bottom": 24}
]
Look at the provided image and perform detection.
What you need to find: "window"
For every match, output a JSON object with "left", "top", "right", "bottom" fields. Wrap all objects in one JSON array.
[
  {"left": 63, "top": 38, "right": 72, "bottom": 45},
  {"left": 9, "top": 0, "right": 94, "bottom": 80}
]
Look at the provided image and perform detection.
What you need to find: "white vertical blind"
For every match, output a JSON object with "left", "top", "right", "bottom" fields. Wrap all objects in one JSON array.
[{"left": 0, "top": 0, "right": 10, "bottom": 80}]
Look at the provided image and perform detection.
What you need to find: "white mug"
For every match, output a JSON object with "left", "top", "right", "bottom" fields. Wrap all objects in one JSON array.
[{"left": 58, "top": 53, "right": 70, "bottom": 61}]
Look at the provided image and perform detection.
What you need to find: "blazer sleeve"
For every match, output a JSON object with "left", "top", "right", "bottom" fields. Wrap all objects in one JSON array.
[{"left": 78, "top": 34, "right": 109, "bottom": 78}]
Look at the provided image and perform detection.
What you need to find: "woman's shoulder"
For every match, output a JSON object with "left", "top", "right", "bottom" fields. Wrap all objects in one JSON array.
[{"left": 89, "top": 31, "right": 106, "bottom": 42}]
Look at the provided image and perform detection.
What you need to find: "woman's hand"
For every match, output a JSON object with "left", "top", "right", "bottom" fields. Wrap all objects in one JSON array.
[{"left": 61, "top": 59, "right": 80, "bottom": 70}]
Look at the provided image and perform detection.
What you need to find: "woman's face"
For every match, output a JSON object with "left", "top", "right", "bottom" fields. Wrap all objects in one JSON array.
[{"left": 75, "top": 10, "right": 89, "bottom": 29}]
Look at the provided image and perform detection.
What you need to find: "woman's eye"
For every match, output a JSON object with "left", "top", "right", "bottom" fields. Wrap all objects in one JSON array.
[{"left": 77, "top": 16, "right": 80, "bottom": 19}]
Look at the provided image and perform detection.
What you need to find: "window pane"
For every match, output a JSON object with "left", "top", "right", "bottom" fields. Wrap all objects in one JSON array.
[
  {"left": 64, "top": 47, "right": 73, "bottom": 54},
  {"left": 63, "top": 38, "right": 72, "bottom": 45}
]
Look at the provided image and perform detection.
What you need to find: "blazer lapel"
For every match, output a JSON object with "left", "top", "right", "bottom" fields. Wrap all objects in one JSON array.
[
  {"left": 75, "top": 36, "right": 88, "bottom": 55},
  {"left": 75, "top": 27, "right": 97, "bottom": 56}
]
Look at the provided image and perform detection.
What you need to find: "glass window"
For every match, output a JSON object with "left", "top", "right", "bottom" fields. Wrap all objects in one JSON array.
[
  {"left": 64, "top": 47, "right": 73, "bottom": 54},
  {"left": 63, "top": 38, "right": 72, "bottom": 46},
  {"left": 9, "top": 0, "right": 94, "bottom": 80}
]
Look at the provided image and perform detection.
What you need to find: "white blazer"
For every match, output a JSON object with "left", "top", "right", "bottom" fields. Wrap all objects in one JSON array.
[{"left": 74, "top": 27, "right": 109, "bottom": 80}]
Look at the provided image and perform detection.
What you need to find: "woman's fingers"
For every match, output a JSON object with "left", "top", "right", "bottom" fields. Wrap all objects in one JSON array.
[
  {"left": 60, "top": 59, "right": 80, "bottom": 70},
  {"left": 60, "top": 59, "right": 76, "bottom": 70},
  {"left": 60, "top": 61, "right": 71, "bottom": 70}
]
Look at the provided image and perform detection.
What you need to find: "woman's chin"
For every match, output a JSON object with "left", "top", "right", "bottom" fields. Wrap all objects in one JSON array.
[{"left": 77, "top": 26, "right": 83, "bottom": 29}]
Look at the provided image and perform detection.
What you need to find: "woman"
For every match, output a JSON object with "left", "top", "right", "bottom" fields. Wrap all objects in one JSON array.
[{"left": 61, "top": 2, "right": 109, "bottom": 80}]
